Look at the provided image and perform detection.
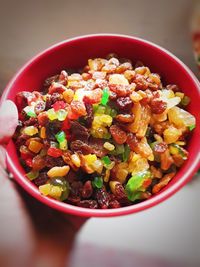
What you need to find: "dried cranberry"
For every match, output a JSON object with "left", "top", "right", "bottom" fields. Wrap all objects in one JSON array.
[
  {"left": 150, "top": 98, "right": 167, "bottom": 114},
  {"left": 110, "top": 125, "right": 127, "bottom": 144},
  {"left": 116, "top": 97, "right": 133, "bottom": 111},
  {"left": 82, "top": 180, "right": 93, "bottom": 199},
  {"left": 34, "top": 101, "right": 46, "bottom": 114},
  {"left": 154, "top": 142, "right": 168, "bottom": 153},
  {"left": 70, "top": 121, "right": 89, "bottom": 142},
  {"left": 78, "top": 200, "right": 98, "bottom": 209},
  {"left": 34, "top": 172, "right": 48, "bottom": 186},
  {"left": 84, "top": 103, "right": 94, "bottom": 128},
  {"left": 70, "top": 140, "right": 93, "bottom": 155},
  {"left": 95, "top": 187, "right": 110, "bottom": 209}
]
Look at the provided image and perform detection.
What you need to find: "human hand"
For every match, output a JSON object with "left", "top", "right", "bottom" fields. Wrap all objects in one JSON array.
[{"left": 0, "top": 100, "right": 87, "bottom": 267}]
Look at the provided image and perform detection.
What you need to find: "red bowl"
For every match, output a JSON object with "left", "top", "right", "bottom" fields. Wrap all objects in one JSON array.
[{"left": 2, "top": 34, "right": 200, "bottom": 217}]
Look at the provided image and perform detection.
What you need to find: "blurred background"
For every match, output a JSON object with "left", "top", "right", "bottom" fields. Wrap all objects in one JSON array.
[{"left": 0, "top": 0, "right": 200, "bottom": 266}]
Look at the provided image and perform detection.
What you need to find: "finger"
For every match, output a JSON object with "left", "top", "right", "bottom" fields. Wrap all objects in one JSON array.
[{"left": 0, "top": 100, "right": 18, "bottom": 145}]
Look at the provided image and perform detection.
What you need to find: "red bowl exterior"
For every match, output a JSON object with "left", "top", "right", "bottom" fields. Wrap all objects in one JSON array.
[{"left": 2, "top": 34, "right": 200, "bottom": 217}]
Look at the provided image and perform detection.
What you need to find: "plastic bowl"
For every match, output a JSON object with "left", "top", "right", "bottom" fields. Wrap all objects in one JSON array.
[{"left": 2, "top": 34, "right": 200, "bottom": 217}]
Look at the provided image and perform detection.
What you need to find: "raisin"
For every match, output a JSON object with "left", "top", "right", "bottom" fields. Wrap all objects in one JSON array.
[
  {"left": 116, "top": 97, "right": 133, "bottom": 111},
  {"left": 109, "top": 84, "right": 128, "bottom": 97},
  {"left": 150, "top": 98, "right": 167, "bottom": 114},
  {"left": 43, "top": 74, "right": 59, "bottom": 88},
  {"left": 82, "top": 180, "right": 93, "bottom": 199},
  {"left": 126, "top": 133, "right": 138, "bottom": 150},
  {"left": 95, "top": 187, "right": 110, "bottom": 209},
  {"left": 34, "top": 101, "right": 46, "bottom": 114},
  {"left": 133, "top": 74, "right": 148, "bottom": 90},
  {"left": 84, "top": 103, "right": 94, "bottom": 128},
  {"left": 88, "top": 138, "right": 108, "bottom": 157},
  {"left": 109, "top": 200, "right": 121, "bottom": 208},
  {"left": 70, "top": 140, "right": 93, "bottom": 155},
  {"left": 115, "top": 184, "right": 129, "bottom": 204},
  {"left": 15, "top": 91, "right": 33, "bottom": 111},
  {"left": 66, "top": 170, "right": 78, "bottom": 183},
  {"left": 34, "top": 172, "right": 48, "bottom": 186},
  {"left": 83, "top": 88, "right": 102, "bottom": 104},
  {"left": 45, "top": 155, "right": 65, "bottom": 168},
  {"left": 109, "top": 91, "right": 117, "bottom": 100},
  {"left": 110, "top": 125, "right": 127, "bottom": 144},
  {"left": 51, "top": 92, "right": 61, "bottom": 104},
  {"left": 32, "top": 155, "right": 46, "bottom": 170},
  {"left": 116, "top": 114, "right": 134, "bottom": 123},
  {"left": 78, "top": 200, "right": 98, "bottom": 209},
  {"left": 24, "top": 117, "right": 38, "bottom": 127},
  {"left": 15, "top": 134, "right": 30, "bottom": 148},
  {"left": 70, "top": 181, "right": 83, "bottom": 196},
  {"left": 166, "top": 84, "right": 179, "bottom": 92},
  {"left": 71, "top": 100, "right": 86, "bottom": 116},
  {"left": 154, "top": 142, "right": 168, "bottom": 153},
  {"left": 70, "top": 121, "right": 89, "bottom": 142}
]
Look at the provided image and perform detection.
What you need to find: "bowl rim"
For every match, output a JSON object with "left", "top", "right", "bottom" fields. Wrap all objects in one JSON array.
[{"left": 2, "top": 33, "right": 200, "bottom": 217}]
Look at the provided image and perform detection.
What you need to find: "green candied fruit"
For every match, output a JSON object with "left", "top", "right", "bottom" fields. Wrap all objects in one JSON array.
[
  {"left": 55, "top": 131, "right": 66, "bottom": 143},
  {"left": 57, "top": 109, "right": 67, "bottom": 121},
  {"left": 101, "top": 88, "right": 110, "bottom": 106},
  {"left": 26, "top": 170, "right": 39, "bottom": 180},
  {"left": 181, "top": 95, "right": 190, "bottom": 106},
  {"left": 101, "top": 156, "right": 111, "bottom": 166},
  {"left": 92, "top": 177, "right": 103, "bottom": 189},
  {"left": 95, "top": 105, "right": 106, "bottom": 114},
  {"left": 125, "top": 170, "right": 152, "bottom": 202},
  {"left": 50, "top": 177, "right": 69, "bottom": 201},
  {"left": 122, "top": 144, "right": 130, "bottom": 162},
  {"left": 24, "top": 106, "right": 36, "bottom": 118}
]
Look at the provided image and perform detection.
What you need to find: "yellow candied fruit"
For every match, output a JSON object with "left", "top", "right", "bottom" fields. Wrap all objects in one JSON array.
[
  {"left": 103, "top": 142, "right": 115, "bottom": 151},
  {"left": 163, "top": 126, "right": 182, "bottom": 144},
  {"left": 109, "top": 181, "right": 120, "bottom": 194},
  {"left": 175, "top": 92, "right": 184, "bottom": 99},
  {"left": 59, "top": 139, "right": 68, "bottom": 150},
  {"left": 28, "top": 140, "right": 43, "bottom": 153},
  {"left": 23, "top": 126, "right": 38, "bottom": 136},
  {"left": 47, "top": 108, "right": 57, "bottom": 120},
  {"left": 63, "top": 89, "right": 74, "bottom": 103},
  {"left": 91, "top": 159, "right": 103, "bottom": 174},
  {"left": 40, "top": 127, "right": 46, "bottom": 139},
  {"left": 47, "top": 165, "right": 70, "bottom": 178},
  {"left": 175, "top": 141, "right": 186, "bottom": 146},
  {"left": 71, "top": 153, "right": 81, "bottom": 168},
  {"left": 49, "top": 185, "right": 63, "bottom": 199},
  {"left": 169, "top": 145, "right": 179, "bottom": 155},
  {"left": 84, "top": 154, "right": 97, "bottom": 165},
  {"left": 91, "top": 126, "right": 108, "bottom": 139},
  {"left": 104, "top": 169, "right": 110, "bottom": 182},
  {"left": 99, "top": 115, "right": 113, "bottom": 126},
  {"left": 39, "top": 184, "right": 51, "bottom": 196}
]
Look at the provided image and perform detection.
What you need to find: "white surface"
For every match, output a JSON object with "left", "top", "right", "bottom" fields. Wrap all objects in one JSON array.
[{"left": 0, "top": 0, "right": 199, "bottom": 265}]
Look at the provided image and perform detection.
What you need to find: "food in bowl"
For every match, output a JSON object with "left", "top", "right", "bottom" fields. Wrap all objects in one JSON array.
[{"left": 13, "top": 54, "right": 196, "bottom": 209}]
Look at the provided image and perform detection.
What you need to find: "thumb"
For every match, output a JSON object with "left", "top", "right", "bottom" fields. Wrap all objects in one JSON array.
[{"left": 0, "top": 100, "right": 18, "bottom": 145}]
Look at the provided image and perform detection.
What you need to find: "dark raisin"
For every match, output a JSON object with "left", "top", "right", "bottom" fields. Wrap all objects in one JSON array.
[
  {"left": 88, "top": 137, "right": 108, "bottom": 157},
  {"left": 95, "top": 187, "right": 110, "bottom": 209},
  {"left": 66, "top": 170, "right": 78, "bottom": 183},
  {"left": 24, "top": 117, "right": 38, "bottom": 127},
  {"left": 78, "top": 200, "right": 98, "bottom": 209},
  {"left": 70, "top": 181, "right": 83, "bottom": 196},
  {"left": 116, "top": 97, "right": 133, "bottom": 111},
  {"left": 34, "top": 172, "right": 48, "bottom": 186},
  {"left": 109, "top": 200, "right": 121, "bottom": 208},
  {"left": 70, "top": 121, "right": 89, "bottom": 142},
  {"left": 110, "top": 125, "right": 127, "bottom": 144},
  {"left": 51, "top": 92, "right": 61, "bottom": 104},
  {"left": 84, "top": 103, "right": 94, "bottom": 128},
  {"left": 45, "top": 95, "right": 52, "bottom": 110},
  {"left": 70, "top": 140, "right": 93, "bottom": 155},
  {"left": 126, "top": 133, "right": 139, "bottom": 150},
  {"left": 115, "top": 184, "right": 129, "bottom": 204},
  {"left": 15, "top": 134, "right": 30, "bottom": 148},
  {"left": 43, "top": 74, "right": 59, "bottom": 88},
  {"left": 82, "top": 180, "right": 93, "bottom": 199}
]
